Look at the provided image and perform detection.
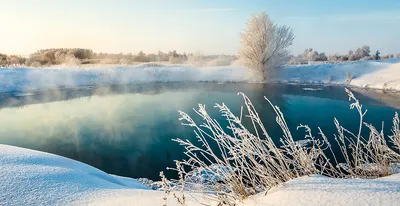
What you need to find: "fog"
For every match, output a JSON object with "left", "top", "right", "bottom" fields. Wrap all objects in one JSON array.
[
  {"left": 0, "top": 91, "right": 200, "bottom": 147},
  {"left": 0, "top": 65, "right": 254, "bottom": 93}
]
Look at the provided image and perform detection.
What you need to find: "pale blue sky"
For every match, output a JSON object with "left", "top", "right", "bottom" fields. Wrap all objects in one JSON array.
[{"left": 1, "top": 0, "right": 400, "bottom": 55}]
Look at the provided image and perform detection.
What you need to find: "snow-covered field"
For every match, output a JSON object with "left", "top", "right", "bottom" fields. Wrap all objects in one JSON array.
[
  {"left": 278, "top": 59, "right": 400, "bottom": 91},
  {"left": 1, "top": 59, "right": 400, "bottom": 93},
  {"left": 1, "top": 144, "right": 399, "bottom": 206}
]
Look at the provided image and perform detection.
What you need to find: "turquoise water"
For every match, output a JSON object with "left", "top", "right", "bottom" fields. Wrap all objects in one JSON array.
[{"left": 0, "top": 83, "right": 398, "bottom": 180}]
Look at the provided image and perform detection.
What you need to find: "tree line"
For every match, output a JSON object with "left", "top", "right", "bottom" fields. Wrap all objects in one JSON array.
[
  {"left": 0, "top": 49, "right": 237, "bottom": 67},
  {"left": 289, "top": 46, "right": 400, "bottom": 65}
]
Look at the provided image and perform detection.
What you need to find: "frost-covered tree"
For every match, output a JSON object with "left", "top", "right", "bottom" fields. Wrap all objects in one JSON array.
[
  {"left": 187, "top": 52, "right": 205, "bottom": 67},
  {"left": 375, "top": 50, "right": 380, "bottom": 60},
  {"left": 355, "top": 45, "right": 371, "bottom": 59},
  {"left": 303, "top": 48, "right": 327, "bottom": 61},
  {"left": 381, "top": 54, "right": 395, "bottom": 60},
  {"left": 328, "top": 53, "right": 340, "bottom": 62},
  {"left": 304, "top": 48, "right": 317, "bottom": 61},
  {"left": 239, "top": 12, "right": 294, "bottom": 81},
  {"left": 316, "top": 52, "right": 328, "bottom": 61}
]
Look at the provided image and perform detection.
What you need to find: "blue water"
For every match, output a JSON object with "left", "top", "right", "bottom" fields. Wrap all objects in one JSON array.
[{"left": 0, "top": 83, "right": 398, "bottom": 180}]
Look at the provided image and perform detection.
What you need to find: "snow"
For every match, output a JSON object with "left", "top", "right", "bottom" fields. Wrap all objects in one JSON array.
[
  {"left": 244, "top": 174, "right": 400, "bottom": 206},
  {"left": 0, "top": 144, "right": 148, "bottom": 205},
  {"left": 1, "top": 144, "right": 399, "bottom": 205},
  {"left": 277, "top": 59, "right": 400, "bottom": 91},
  {"left": 1, "top": 59, "right": 400, "bottom": 93}
]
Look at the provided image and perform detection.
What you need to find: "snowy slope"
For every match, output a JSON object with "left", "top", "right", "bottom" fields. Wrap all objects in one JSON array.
[
  {"left": 278, "top": 59, "right": 400, "bottom": 91},
  {"left": 0, "top": 144, "right": 148, "bottom": 206},
  {"left": 1, "top": 144, "right": 399, "bottom": 206},
  {"left": 244, "top": 174, "right": 400, "bottom": 206}
]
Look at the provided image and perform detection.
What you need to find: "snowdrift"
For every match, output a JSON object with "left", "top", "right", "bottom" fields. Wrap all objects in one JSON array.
[
  {"left": 0, "top": 144, "right": 148, "bottom": 205},
  {"left": 1, "top": 144, "right": 399, "bottom": 205}
]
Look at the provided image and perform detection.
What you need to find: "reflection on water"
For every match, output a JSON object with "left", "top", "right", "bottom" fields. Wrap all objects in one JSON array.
[{"left": 0, "top": 83, "right": 398, "bottom": 180}]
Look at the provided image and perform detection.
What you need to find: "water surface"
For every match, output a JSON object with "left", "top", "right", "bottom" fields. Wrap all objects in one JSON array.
[{"left": 0, "top": 83, "right": 398, "bottom": 180}]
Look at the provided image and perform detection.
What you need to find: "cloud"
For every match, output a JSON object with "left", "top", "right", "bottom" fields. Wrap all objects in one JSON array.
[{"left": 176, "top": 8, "right": 237, "bottom": 13}]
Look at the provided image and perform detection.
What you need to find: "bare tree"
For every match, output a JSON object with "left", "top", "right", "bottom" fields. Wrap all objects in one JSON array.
[{"left": 239, "top": 12, "right": 294, "bottom": 81}]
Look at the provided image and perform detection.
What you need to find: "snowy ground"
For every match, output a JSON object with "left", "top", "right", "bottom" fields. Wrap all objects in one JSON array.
[
  {"left": 1, "top": 144, "right": 399, "bottom": 206},
  {"left": 1, "top": 59, "right": 400, "bottom": 93},
  {"left": 277, "top": 59, "right": 400, "bottom": 91}
]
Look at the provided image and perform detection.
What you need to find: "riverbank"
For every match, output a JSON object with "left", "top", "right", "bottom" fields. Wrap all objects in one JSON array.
[
  {"left": 0, "top": 59, "right": 399, "bottom": 93},
  {"left": 277, "top": 58, "right": 400, "bottom": 92}
]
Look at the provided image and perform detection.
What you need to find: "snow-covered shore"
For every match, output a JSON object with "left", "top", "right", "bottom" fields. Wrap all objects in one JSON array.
[
  {"left": 1, "top": 144, "right": 399, "bottom": 206},
  {"left": 278, "top": 59, "right": 400, "bottom": 91},
  {"left": 1, "top": 59, "right": 400, "bottom": 93}
]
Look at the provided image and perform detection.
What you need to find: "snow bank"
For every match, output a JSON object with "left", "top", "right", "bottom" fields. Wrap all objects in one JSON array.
[
  {"left": 0, "top": 144, "right": 148, "bottom": 205},
  {"left": 1, "top": 144, "right": 399, "bottom": 205},
  {"left": 278, "top": 59, "right": 400, "bottom": 91},
  {"left": 245, "top": 174, "right": 400, "bottom": 206}
]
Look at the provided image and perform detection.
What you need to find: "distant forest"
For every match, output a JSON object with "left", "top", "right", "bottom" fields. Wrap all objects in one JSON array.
[{"left": 0, "top": 46, "right": 399, "bottom": 67}]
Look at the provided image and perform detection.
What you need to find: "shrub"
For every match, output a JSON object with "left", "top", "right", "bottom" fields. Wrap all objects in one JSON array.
[
  {"left": 302, "top": 49, "right": 327, "bottom": 62},
  {"left": 346, "top": 72, "right": 353, "bottom": 83},
  {"left": 63, "top": 54, "right": 81, "bottom": 66},
  {"left": 205, "top": 56, "right": 234, "bottom": 66},
  {"left": 119, "top": 57, "right": 133, "bottom": 65},
  {"left": 381, "top": 54, "right": 395, "bottom": 60},
  {"left": 169, "top": 56, "right": 186, "bottom": 64},
  {"left": 30, "top": 61, "right": 42, "bottom": 67},
  {"left": 340, "top": 55, "right": 349, "bottom": 62},
  {"left": 328, "top": 53, "right": 340, "bottom": 62},
  {"left": 327, "top": 75, "right": 333, "bottom": 83},
  {"left": 187, "top": 52, "right": 205, "bottom": 67}
]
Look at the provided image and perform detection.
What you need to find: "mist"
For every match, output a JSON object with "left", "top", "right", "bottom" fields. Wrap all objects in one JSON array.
[
  {"left": 0, "top": 64, "right": 254, "bottom": 94},
  {"left": 0, "top": 91, "right": 198, "bottom": 147}
]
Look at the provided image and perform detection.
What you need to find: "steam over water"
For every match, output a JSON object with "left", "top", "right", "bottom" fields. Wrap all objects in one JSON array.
[{"left": 0, "top": 83, "right": 398, "bottom": 180}]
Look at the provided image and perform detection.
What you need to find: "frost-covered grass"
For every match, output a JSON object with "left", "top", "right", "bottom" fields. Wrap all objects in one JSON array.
[{"left": 165, "top": 89, "right": 400, "bottom": 204}]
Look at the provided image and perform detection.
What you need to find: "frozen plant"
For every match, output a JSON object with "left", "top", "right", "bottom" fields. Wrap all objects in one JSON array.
[
  {"left": 327, "top": 75, "right": 333, "bottom": 83},
  {"left": 169, "top": 93, "right": 320, "bottom": 201},
  {"left": 346, "top": 72, "right": 353, "bottom": 83},
  {"left": 389, "top": 112, "right": 400, "bottom": 151},
  {"left": 164, "top": 89, "right": 400, "bottom": 204},
  {"left": 239, "top": 12, "right": 294, "bottom": 82}
]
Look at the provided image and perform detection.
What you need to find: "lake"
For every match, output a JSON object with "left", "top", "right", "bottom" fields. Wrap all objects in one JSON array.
[{"left": 0, "top": 83, "right": 399, "bottom": 180}]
